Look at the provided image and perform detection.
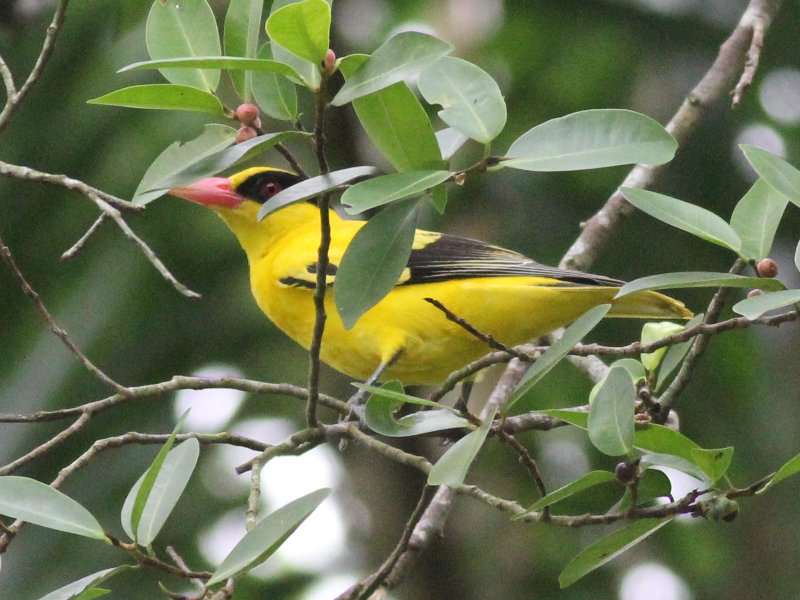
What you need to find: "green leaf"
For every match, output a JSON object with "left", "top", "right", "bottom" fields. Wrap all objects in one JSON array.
[
  {"left": 132, "top": 124, "right": 236, "bottom": 206},
  {"left": 637, "top": 468, "right": 672, "bottom": 502},
  {"left": 732, "top": 289, "right": 800, "bottom": 320},
  {"left": 271, "top": 42, "right": 319, "bottom": 89},
  {"left": 339, "top": 54, "right": 444, "bottom": 174},
  {"left": 258, "top": 166, "right": 379, "bottom": 219},
  {"left": 690, "top": 447, "right": 733, "bottom": 484},
  {"left": 417, "top": 57, "right": 506, "bottom": 144},
  {"left": 157, "top": 131, "right": 307, "bottom": 191},
  {"left": 121, "top": 438, "right": 200, "bottom": 546},
  {"left": 332, "top": 32, "right": 454, "bottom": 106},
  {"left": 363, "top": 382, "right": 470, "bottom": 437},
  {"left": 265, "top": 0, "right": 330, "bottom": 64},
  {"left": 38, "top": 567, "right": 133, "bottom": 600},
  {"left": 127, "top": 411, "right": 190, "bottom": 544},
  {"left": 616, "top": 272, "right": 785, "bottom": 298},
  {"left": 611, "top": 358, "right": 647, "bottom": 383},
  {"left": 551, "top": 411, "right": 706, "bottom": 471},
  {"left": 335, "top": 197, "right": 421, "bottom": 329},
  {"left": 252, "top": 44, "right": 298, "bottom": 121},
  {"left": 87, "top": 84, "right": 225, "bottom": 115},
  {"left": 0, "top": 477, "right": 105, "bottom": 540},
  {"left": 639, "top": 452, "right": 708, "bottom": 482},
  {"left": 588, "top": 366, "right": 635, "bottom": 456},
  {"left": 559, "top": 518, "right": 672, "bottom": 588},
  {"left": 146, "top": 0, "right": 221, "bottom": 92},
  {"left": 503, "top": 109, "right": 677, "bottom": 172},
  {"left": 525, "top": 471, "right": 616, "bottom": 512},
  {"left": 265, "top": 0, "right": 323, "bottom": 88},
  {"left": 207, "top": 488, "right": 331, "bottom": 585},
  {"left": 539, "top": 409, "right": 588, "bottom": 429},
  {"left": 640, "top": 321, "right": 685, "bottom": 372},
  {"left": 758, "top": 453, "right": 800, "bottom": 495},
  {"left": 620, "top": 187, "right": 742, "bottom": 252},
  {"left": 71, "top": 589, "right": 109, "bottom": 600},
  {"left": 730, "top": 178, "right": 789, "bottom": 260},
  {"left": 428, "top": 407, "right": 497, "bottom": 486},
  {"left": 341, "top": 170, "right": 452, "bottom": 214},
  {"left": 435, "top": 128, "right": 470, "bottom": 160},
  {"left": 633, "top": 424, "right": 700, "bottom": 464},
  {"left": 505, "top": 304, "right": 612, "bottom": 413},
  {"left": 119, "top": 57, "right": 299, "bottom": 78},
  {"left": 655, "top": 313, "right": 703, "bottom": 391},
  {"left": 740, "top": 144, "right": 800, "bottom": 208},
  {"left": 355, "top": 382, "right": 455, "bottom": 411},
  {"left": 224, "top": 0, "right": 265, "bottom": 100},
  {"left": 587, "top": 358, "right": 646, "bottom": 405}
]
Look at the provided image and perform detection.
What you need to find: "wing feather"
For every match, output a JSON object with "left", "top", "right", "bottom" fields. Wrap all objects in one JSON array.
[
  {"left": 278, "top": 228, "right": 623, "bottom": 290},
  {"left": 404, "top": 233, "right": 623, "bottom": 287}
]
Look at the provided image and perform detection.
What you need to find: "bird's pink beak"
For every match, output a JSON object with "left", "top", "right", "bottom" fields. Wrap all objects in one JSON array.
[{"left": 169, "top": 177, "right": 244, "bottom": 208}]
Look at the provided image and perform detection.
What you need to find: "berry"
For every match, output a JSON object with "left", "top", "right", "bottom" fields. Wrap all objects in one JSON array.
[
  {"left": 236, "top": 126, "right": 257, "bottom": 143},
  {"left": 235, "top": 103, "right": 260, "bottom": 126},
  {"left": 756, "top": 258, "right": 778, "bottom": 278}
]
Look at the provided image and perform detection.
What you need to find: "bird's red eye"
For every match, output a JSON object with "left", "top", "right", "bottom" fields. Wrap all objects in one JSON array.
[{"left": 259, "top": 181, "right": 282, "bottom": 199}]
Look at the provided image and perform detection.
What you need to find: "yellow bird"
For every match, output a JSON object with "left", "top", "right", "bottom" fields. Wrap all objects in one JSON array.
[{"left": 170, "top": 167, "right": 691, "bottom": 385}]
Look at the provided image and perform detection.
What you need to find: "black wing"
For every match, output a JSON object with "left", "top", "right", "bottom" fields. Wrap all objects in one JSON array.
[
  {"left": 403, "top": 233, "right": 623, "bottom": 287},
  {"left": 278, "top": 230, "right": 623, "bottom": 290}
]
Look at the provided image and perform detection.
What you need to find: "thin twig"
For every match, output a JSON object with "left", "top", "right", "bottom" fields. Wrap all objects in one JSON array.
[
  {"left": 235, "top": 423, "right": 350, "bottom": 475},
  {"left": 0, "top": 232, "right": 128, "bottom": 394},
  {"left": 0, "top": 160, "right": 139, "bottom": 212},
  {"left": 61, "top": 213, "right": 108, "bottom": 261},
  {"left": 166, "top": 546, "right": 206, "bottom": 593},
  {"left": 424, "top": 297, "right": 530, "bottom": 360},
  {"left": 107, "top": 535, "right": 213, "bottom": 580},
  {"left": 246, "top": 459, "right": 264, "bottom": 531},
  {"left": 732, "top": 0, "right": 780, "bottom": 106},
  {"left": 342, "top": 486, "right": 438, "bottom": 600},
  {"left": 275, "top": 143, "right": 308, "bottom": 178},
  {"left": 494, "top": 429, "right": 547, "bottom": 499},
  {"left": 0, "top": 376, "right": 349, "bottom": 423},
  {"left": 0, "top": 412, "right": 92, "bottom": 475},
  {"left": 91, "top": 195, "right": 201, "bottom": 298},
  {"left": 306, "top": 67, "right": 333, "bottom": 428},
  {"left": 0, "top": 0, "right": 70, "bottom": 133},
  {"left": 657, "top": 259, "right": 747, "bottom": 416}
]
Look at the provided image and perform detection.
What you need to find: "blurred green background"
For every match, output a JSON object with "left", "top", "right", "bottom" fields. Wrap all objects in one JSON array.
[{"left": 2, "top": 0, "right": 800, "bottom": 598}]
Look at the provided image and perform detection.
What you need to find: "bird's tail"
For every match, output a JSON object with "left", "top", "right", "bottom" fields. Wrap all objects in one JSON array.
[{"left": 607, "top": 289, "right": 692, "bottom": 320}]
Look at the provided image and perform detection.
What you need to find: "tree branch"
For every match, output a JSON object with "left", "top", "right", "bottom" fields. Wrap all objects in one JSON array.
[
  {"left": 0, "top": 376, "right": 349, "bottom": 423},
  {"left": 559, "top": 0, "right": 781, "bottom": 273},
  {"left": 306, "top": 67, "right": 333, "bottom": 428},
  {"left": 0, "top": 232, "right": 128, "bottom": 393},
  {"left": 0, "top": 0, "right": 69, "bottom": 133}
]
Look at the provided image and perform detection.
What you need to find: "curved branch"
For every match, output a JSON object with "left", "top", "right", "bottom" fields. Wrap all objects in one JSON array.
[
  {"left": 0, "top": 233, "right": 127, "bottom": 393},
  {"left": 0, "top": 376, "right": 349, "bottom": 423}
]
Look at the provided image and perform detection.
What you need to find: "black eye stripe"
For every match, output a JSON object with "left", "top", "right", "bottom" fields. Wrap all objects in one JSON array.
[{"left": 235, "top": 171, "right": 303, "bottom": 204}]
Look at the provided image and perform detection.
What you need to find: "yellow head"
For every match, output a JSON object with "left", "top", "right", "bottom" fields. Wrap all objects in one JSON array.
[{"left": 169, "top": 167, "right": 310, "bottom": 256}]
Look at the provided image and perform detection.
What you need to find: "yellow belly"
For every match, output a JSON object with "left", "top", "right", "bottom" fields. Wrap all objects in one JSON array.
[{"left": 250, "top": 271, "right": 631, "bottom": 385}]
